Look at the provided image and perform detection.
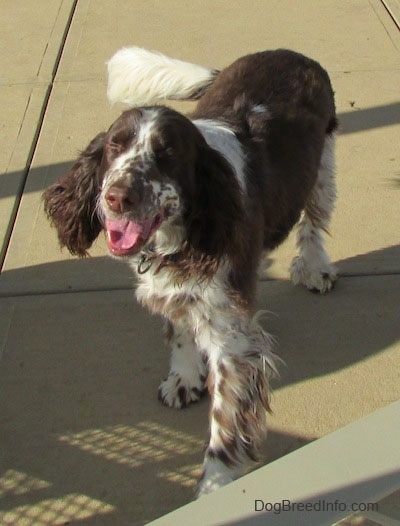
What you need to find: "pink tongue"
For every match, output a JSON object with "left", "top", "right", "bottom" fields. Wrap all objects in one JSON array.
[{"left": 105, "top": 219, "right": 153, "bottom": 254}]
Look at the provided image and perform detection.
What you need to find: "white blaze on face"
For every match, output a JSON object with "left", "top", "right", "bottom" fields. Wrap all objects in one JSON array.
[{"left": 103, "top": 108, "right": 160, "bottom": 185}]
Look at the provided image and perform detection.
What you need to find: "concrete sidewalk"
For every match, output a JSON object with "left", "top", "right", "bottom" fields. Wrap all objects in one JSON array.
[{"left": 0, "top": 1, "right": 399, "bottom": 524}]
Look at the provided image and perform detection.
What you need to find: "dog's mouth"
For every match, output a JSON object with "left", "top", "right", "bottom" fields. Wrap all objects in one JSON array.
[{"left": 105, "top": 213, "right": 164, "bottom": 256}]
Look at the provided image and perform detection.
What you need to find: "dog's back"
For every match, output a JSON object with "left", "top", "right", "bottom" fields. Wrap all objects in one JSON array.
[
  {"left": 192, "top": 49, "right": 337, "bottom": 251},
  {"left": 194, "top": 49, "right": 336, "bottom": 132}
]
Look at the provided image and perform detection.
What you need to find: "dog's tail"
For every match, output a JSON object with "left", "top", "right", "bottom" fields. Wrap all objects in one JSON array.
[{"left": 107, "top": 47, "right": 219, "bottom": 106}]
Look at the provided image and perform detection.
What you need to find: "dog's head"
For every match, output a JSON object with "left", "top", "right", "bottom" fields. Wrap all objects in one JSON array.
[{"left": 43, "top": 106, "right": 243, "bottom": 261}]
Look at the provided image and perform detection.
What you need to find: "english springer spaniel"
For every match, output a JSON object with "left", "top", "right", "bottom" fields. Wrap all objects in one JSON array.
[{"left": 43, "top": 47, "right": 338, "bottom": 496}]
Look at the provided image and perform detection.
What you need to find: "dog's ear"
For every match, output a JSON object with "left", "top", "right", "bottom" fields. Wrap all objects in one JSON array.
[
  {"left": 186, "top": 143, "right": 245, "bottom": 260},
  {"left": 43, "top": 132, "right": 106, "bottom": 256}
]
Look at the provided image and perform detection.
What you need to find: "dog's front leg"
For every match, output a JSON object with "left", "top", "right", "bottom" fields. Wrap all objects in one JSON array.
[
  {"left": 197, "top": 317, "right": 278, "bottom": 496},
  {"left": 158, "top": 321, "right": 207, "bottom": 409}
]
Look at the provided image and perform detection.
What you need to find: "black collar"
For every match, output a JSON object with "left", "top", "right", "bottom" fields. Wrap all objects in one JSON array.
[
  {"left": 137, "top": 246, "right": 181, "bottom": 275},
  {"left": 137, "top": 252, "right": 157, "bottom": 274}
]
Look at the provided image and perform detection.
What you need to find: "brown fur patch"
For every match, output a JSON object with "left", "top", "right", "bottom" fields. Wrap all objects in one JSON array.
[{"left": 43, "top": 133, "right": 106, "bottom": 256}]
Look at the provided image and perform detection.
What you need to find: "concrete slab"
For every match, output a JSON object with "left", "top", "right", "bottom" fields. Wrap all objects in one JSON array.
[
  {"left": 55, "top": 0, "right": 400, "bottom": 79},
  {"left": 0, "top": 298, "right": 14, "bottom": 361},
  {"left": 0, "top": 1, "right": 76, "bottom": 83},
  {"left": 0, "top": 290, "right": 204, "bottom": 525},
  {"left": 0, "top": 0, "right": 77, "bottom": 265},
  {"left": 257, "top": 276, "right": 400, "bottom": 444},
  {"left": 0, "top": 83, "right": 47, "bottom": 263},
  {"left": 0, "top": 276, "right": 398, "bottom": 525}
]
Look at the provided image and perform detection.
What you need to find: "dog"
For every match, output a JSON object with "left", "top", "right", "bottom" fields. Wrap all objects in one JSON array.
[{"left": 43, "top": 47, "right": 338, "bottom": 495}]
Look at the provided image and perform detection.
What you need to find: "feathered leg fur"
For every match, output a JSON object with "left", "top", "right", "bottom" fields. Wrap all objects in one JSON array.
[
  {"left": 290, "top": 134, "right": 338, "bottom": 293},
  {"left": 197, "top": 314, "right": 278, "bottom": 496}
]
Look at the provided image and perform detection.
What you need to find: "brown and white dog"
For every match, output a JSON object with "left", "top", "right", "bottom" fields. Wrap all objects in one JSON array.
[{"left": 43, "top": 47, "right": 338, "bottom": 495}]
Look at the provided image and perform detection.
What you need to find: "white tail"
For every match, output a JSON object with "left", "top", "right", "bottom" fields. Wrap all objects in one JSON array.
[{"left": 107, "top": 47, "right": 219, "bottom": 107}]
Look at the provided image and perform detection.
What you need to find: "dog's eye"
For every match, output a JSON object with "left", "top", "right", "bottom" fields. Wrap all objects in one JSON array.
[
  {"left": 107, "top": 128, "right": 136, "bottom": 150},
  {"left": 108, "top": 142, "right": 122, "bottom": 153}
]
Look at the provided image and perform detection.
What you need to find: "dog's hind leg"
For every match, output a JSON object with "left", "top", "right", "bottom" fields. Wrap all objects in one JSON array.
[{"left": 290, "top": 133, "right": 338, "bottom": 293}]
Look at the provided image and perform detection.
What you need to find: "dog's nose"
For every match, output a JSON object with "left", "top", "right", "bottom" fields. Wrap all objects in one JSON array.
[{"left": 105, "top": 185, "right": 140, "bottom": 213}]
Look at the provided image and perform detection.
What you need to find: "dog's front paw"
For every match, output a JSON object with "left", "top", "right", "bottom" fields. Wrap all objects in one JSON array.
[
  {"left": 197, "top": 457, "right": 236, "bottom": 497},
  {"left": 197, "top": 472, "right": 233, "bottom": 497},
  {"left": 290, "top": 256, "right": 337, "bottom": 293},
  {"left": 158, "top": 373, "right": 206, "bottom": 409}
]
